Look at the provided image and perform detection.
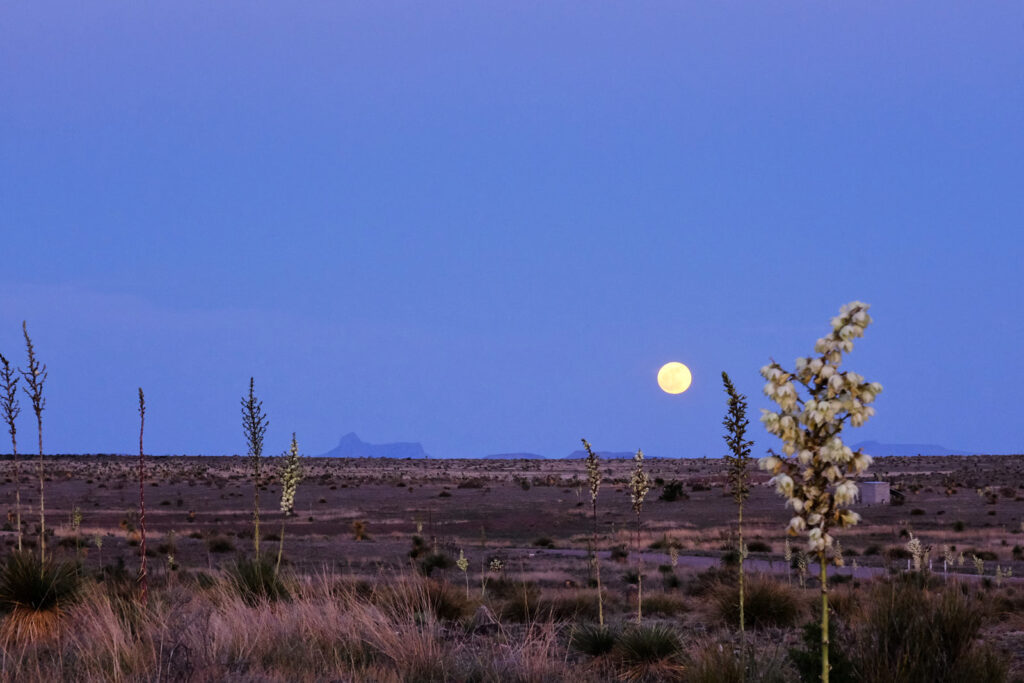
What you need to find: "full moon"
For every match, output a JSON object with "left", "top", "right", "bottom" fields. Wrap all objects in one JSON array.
[{"left": 657, "top": 362, "right": 692, "bottom": 394}]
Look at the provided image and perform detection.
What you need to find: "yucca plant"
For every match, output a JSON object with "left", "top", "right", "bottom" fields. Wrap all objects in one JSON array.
[
  {"left": 614, "top": 622, "right": 684, "bottom": 681},
  {"left": 0, "top": 550, "right": 81, "bottom": 642},
  {"left": 20, "top": 322, "right": 48, "bottom": 563},
  {"left": 759, "top": 301, "right": 882, "bottom": 683},
  {"left": 241, "top": 378, "right": 269, "bottom": 556},
  {"left": 137, "top": 388, "right": 148, "bottom": 604},
  {"left": 628, "top": 448, "right": 650, "bottom": 624},
  {"left": 0, "top": 353, "right": 21, "bottom": 551},
  {"left": 228, "top": 555, "right": 289, "bottom": 605},
  {"left": 721, "top": 371, "right": 753, "bottom": 638},
  {"left": 275, "top": 433, "right": 303, "bottom": 578},
  {"left": 581, "top": 438, "right": 604, "bottom": 625}
]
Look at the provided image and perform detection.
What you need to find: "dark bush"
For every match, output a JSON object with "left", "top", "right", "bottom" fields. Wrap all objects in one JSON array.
[{"left": 713, "top": 575, "right": 803, "bottom": 629}]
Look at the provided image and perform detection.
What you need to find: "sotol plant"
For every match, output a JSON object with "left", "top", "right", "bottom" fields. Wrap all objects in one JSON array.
[
  {"left": 759, "top": 301, "right": 881, "bottom": 683},
  {"left": 0, "top": 353, "right": 22, "bottom": 551},
  {"left": 241, "top": 378, "right": 269, "bottom": 556},
  {"left": 629, "top": 448, "right": 650, "bottom": 624},
  {"left": 721, "top": 371, "right": 753, "bottom": 638},
  {"left": 20, "top": 322, "right": 48, "bottom": 562},
  {"left": 581, "top": 438, "right": 604, "bottom": 625}
]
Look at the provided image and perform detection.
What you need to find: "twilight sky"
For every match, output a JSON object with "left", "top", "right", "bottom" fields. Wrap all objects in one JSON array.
[{"left": 1, "top": 3, "right": 1021, "bottom": 458}]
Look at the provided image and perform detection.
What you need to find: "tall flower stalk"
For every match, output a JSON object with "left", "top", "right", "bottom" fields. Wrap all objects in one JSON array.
[
  {"left": 721, "top": 371, "right": 753, "bottom": 639},
  {"left": 241, "top": 378, "right": 269, "bottom": 556},
  {"left": 137, "top": 388, "right": 148, "bottom": 605},
  {"left": 275, "top": 433, "right": 302, "bottom": 578},
  {"left": 581, "top": 438, "right": 604, "bottom": 625},
  {"left": 0, "top": 354, "right": 21, "bottom": 551},
  {"left": 629, "top": 448, "right": 650, "bottom": 624},
  {"left": 759, "top": 301, "right": 882, "bottom": 683},
  {"left": 20, "top": 322, "right": 47, "bottom": 563}
]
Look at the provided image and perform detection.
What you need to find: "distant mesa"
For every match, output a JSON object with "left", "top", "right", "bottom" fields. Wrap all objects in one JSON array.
[
  {"left": 563, "top": 449, "right": 636, "bottom": 460},
  {"left": 854, "top": 441, "right": 967, "bottom": 457},
  {"left": 483, "top": 453, "right": 547, "bottom": 460},
  {"left": 319, "top": 432, "right": 430, "bottom": 459}
]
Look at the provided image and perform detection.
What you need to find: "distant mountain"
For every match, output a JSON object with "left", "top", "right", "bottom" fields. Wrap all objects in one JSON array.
[
  {"left": 854, "top": 441, "right": 967, "bottom": 457},
  {"left": 319, "top": 432, "right": 430, "bottom": 459},
  {"left": 563, "top": 449, "right": 636, "bottom": 460},
  {"left": 482, "top": 453, "right": 547, "bottom": 460}
]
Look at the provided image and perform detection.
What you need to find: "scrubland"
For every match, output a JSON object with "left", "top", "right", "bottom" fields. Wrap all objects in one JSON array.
[{"left": 0, "top": 453, "right": 1021, "bottom": 681}]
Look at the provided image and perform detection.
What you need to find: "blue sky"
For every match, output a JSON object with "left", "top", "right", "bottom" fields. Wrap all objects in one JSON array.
[{"left": 1, "top": 3, "right": 1021, "bottom": 457}]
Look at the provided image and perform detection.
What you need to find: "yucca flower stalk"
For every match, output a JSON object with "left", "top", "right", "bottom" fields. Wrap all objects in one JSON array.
[
  {"left": 0, "top": 354, "right": 21, "bottom": 551},
  {"left": 456, "top": 549, "right": 470, "bottom": 598},
  {"left": 275, "top": 433, "right": 302, "bottom": 578},
  {"left": 629, "top": 448, "right": 650, "bottom": 624},
  {"left": 581, "top": 438, "right": 605, "bottom": 625},
  {"left": 137, "top": 388, "right": 148, "bottom": 605},
  {"left": 721, "top": 372, "right": 753, "bottom": 638},
  {"left": 241, "top": 378, "right": 269, "bottom": 556},
  {"left": 759, "top": 301, "right": 882, "bottom": 683},
  {"left": 20, "top": 322, "right": 47, "bottom": 564}
]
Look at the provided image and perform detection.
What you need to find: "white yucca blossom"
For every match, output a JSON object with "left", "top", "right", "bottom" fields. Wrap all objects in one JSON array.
[
  {"left": 279, "top": 434, "right": 303, "bottom": 515},
  {"left": 583, "top": 439, "right": 602, "bottom": 502},
  {"left": 629, "top": 449, "right": 650, "bottom": 514},
  {"left": 906, "top": 533, "right": 924, "bottom": 571},
  {"left": 456, "top": 549, "right": 469, "bottom": 572},
  {"left": 759, "top": 301, "right": 882, "bottom": 556}
]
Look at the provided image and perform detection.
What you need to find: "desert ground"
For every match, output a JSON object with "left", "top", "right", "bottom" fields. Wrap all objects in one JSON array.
[{"left": 0, "top": 452, "right": 1020, "bottom": 681}]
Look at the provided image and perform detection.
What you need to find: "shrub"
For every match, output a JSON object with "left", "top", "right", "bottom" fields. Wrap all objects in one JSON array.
[
  {"left": 207, "top": 536, "right": 235, "bottom": 553},
  {"left": 642, "top": 592, "right": 688, "bottom": 616},
  {"left": 227, "top": 556, "right": 289, "bottom": 605},
  {"left": 686, "top": 640, "right": 795, "bottom": 683},
  {"left": 747, "top": 540, "right": 772, "bottom": 553},
  {"left": 0, "top": 551, "right": 81, "bottom": 641},
  {"left": 615, "top": 623, "right": 685, "bottom": 679},
  {"left": 532, "top": 536, "right": 555, "bottom": 548},
  {"left": 571, "top": 623, "right": 618, "bottom": 656},
  {"left": 850, "top": 580, "right": 1008, "bottom": 682},
  {"left": 417, "top": 579, "right": 471, "bottom": 621},
  {"left": 417, "top": 552, "right": 454, "bottom": 576},
  {"left": 789, "top": 621, "right": 855, "bottom": 683},
  {"left": 713, "top": 575, "right": 802, "bottom": 630},
  {"left": 953, "top": 520, "right": 966, "bottom": 532},
  {"left": 659, "top": 480, "right": 689, "bottom": 502},
  {"left": 610, "top": 545, "right": 629, "bottom": 562}
]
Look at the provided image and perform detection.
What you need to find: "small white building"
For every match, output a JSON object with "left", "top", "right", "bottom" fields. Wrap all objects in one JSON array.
[{"left": 859, "top": 481, "right": 890, "bottom": 505}]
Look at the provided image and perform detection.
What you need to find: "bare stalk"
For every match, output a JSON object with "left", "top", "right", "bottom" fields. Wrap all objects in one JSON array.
[
  {"left": 20, "top": 322, "right": 47, "bottom": 564},
  {"left": 0, "top": 354, "right": 21, "bottom": 551},
  {"left": 241, "top": 378, "right": 268, "bottom": 557},
  {"left": 820, "top": 551, "right": 830, "bottom": 683},
  {"left": 722, "top": 371, "right": 753, "bottom": 640},
  {"left": 138, "top": 388, "right": 148, "bottom": 605}
]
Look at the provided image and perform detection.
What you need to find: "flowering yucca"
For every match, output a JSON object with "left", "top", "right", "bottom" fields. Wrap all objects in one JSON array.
[
  {"left": 758, "top": 301, "right": 881, "bottom": 683},
  {"left": 629, "top": 448, "right": 650, "bottom": 623},
  {"left": 581, "top": 438, "right": 606, "bottom": 625},
  {"left": 758, "top": 301, "right": 881, "bottom": 556},
  {"left": 279, "top": 435, "right": 303, "bottom": 516},
  {"left": 275, "top": 433, "right": 302, "bottom": 577}
]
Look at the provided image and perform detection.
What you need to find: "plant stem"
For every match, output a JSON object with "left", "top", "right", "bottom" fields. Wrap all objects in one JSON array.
[
  {"left": 636, "top": 511, "right": 642, "bottom": 624},
  {"left": 592, "top": 498, "right": 604, "bottom": 626},
  {"left": 819, "top": 550, "right": 830, "bottom": 683},
  {"left": 741, "top": 501, "right": 749, "bottom": 634},
  {"left": 138, "top": 388, "right": 148, "bottom": 605},
  {"left": 275, "top": 519, "right": 286, "bottom": 578}
]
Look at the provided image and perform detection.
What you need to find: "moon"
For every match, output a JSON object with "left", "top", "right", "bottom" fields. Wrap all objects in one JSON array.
[{"left": 657, "top": 362, "right": 692, "bottom": 394}]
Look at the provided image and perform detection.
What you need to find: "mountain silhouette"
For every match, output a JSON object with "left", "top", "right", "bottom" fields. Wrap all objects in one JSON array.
[{"left": 319, "top": 432, "right": 430, "bottom": 459}]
